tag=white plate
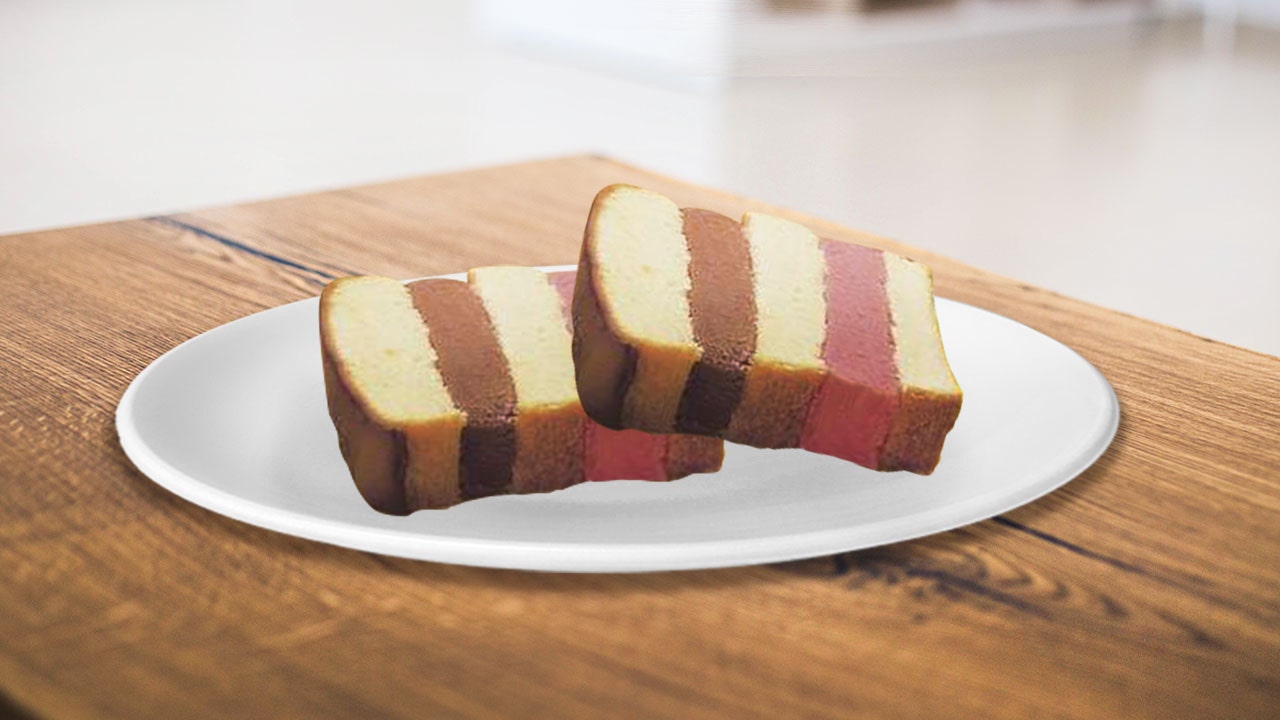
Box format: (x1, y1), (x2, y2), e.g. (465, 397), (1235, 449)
(117, 266), (1118, 573)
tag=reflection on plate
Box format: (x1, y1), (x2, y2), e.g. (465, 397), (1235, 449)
(117, 266), (1118, 572)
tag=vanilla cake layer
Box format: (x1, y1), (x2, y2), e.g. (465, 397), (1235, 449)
(571, 185), (963, 474)
(321, 268), (725, 514)
(728, 212), (826, 448)
(880, 253), (965, 474)
(469, 265), (584, 494)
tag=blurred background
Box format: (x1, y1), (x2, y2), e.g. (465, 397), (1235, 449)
(2, 0), (1277, 355)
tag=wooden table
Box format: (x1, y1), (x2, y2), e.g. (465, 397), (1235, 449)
(3, 156), (1278, 720)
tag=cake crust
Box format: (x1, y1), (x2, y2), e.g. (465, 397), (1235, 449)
(321, 348), (409, 514)
(571, 231), (637, 429)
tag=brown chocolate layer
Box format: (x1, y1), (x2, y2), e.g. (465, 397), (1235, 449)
(675, 208), (757, 435)
(572, 231), (637, 430)
(409, 279), (517, 500)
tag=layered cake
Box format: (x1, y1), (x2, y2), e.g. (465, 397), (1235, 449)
(572, 184), (962, 474)
(321, 268), (723, 514)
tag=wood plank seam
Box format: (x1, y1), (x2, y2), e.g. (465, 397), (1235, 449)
(991, 515), (1268, 622)
(147, 216), (343, 285)
(991, 516), (1149, 576)
(0, 686), (39, 720)
(773, 546), (1059, 620)
(900, 565), (1052, 618)
(774, 541), (1248, 657)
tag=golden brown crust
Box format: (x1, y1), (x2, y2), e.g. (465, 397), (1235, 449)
(402, 419), (464, 510)
(664, 434), (725, 480)
(321, 342), (409, 515)
(513, 407), (587, 494)
(572, 212), (638, 430)
(728, 363), (823, 449)
(879, 388), (963, 474)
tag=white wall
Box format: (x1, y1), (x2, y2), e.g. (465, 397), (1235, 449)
(1159, 0), (1280, 26)
(478, 0), (734, 87)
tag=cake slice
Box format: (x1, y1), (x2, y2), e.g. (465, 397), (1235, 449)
(320, 268), (723, 514)
(571, 184), (962, 474)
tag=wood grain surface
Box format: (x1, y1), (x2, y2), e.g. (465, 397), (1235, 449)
(1, 156), (1277, 720)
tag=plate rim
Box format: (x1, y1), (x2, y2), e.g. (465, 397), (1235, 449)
(116, 266), (1120, 573)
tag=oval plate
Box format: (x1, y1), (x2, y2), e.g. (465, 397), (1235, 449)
(117, 266), (1118, 572)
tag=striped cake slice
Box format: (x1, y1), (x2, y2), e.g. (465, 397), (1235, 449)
(572, 184), (963, 474)
(320, 268), (724, 514)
